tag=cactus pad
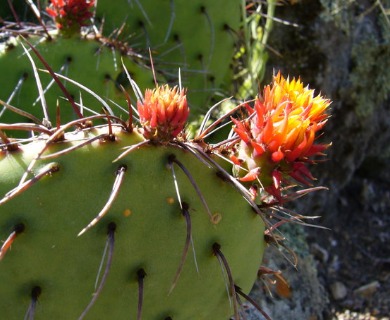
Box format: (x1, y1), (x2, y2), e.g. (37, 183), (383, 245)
(0, 34), (155, 128)
(0, 126), (265, 319)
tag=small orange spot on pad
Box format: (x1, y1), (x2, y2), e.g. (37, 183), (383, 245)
(123, 209), (132, 217)
(166, 197), (175, 205)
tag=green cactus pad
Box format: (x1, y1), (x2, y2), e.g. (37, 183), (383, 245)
(0, 126), (265, 319)
(0, 0), (242, 122)
(95, 0), (241, 112)
(0, 34), (156, 129)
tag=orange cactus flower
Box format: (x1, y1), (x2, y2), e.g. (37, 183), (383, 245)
(232, 72), (331, 200)
(46, 0), (94, 33)
(137, 85), (189, 141)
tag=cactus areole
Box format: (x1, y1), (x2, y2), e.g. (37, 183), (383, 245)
(0, 92), (266, 319)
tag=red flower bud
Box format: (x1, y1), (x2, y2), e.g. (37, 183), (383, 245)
(137, 85), (189, 141)
(46, 0), (94, 33)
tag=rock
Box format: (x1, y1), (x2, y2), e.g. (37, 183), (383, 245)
(353, 281), (380, 298)
(250, 224), (328, 320)
(330, 281), (348, 300)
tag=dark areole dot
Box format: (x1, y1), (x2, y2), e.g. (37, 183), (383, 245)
(31, 286), (42, 300)
(137, 268), (147, 279)
(107, 221), (117, 233)
(14, 223), (25, 234)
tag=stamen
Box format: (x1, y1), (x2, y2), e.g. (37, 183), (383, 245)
(0, 223), (25, 261)
(78, 166), (127, 236)
(78, 223), (116, 320)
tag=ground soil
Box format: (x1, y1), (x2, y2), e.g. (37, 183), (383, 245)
(307, 176), (390, 320)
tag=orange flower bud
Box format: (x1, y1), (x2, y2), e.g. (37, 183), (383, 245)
(231, 72), (331, 200)
(137, 85), (189, 141)
(46, 0), (94, 33)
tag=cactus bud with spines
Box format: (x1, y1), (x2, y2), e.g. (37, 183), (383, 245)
(46, 0), (95, 35)
(230, 72), (331, 201)
(138, 85), (189, 141)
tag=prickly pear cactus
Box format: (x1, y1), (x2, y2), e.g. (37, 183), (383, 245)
(1, 1), (332, 319)
(0, 34), (155, 127)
